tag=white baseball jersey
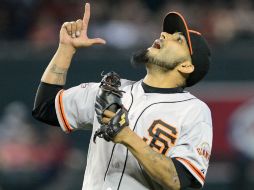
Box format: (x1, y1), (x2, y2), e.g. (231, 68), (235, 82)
(55, 79), (213, 190)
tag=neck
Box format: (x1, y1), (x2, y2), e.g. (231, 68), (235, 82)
(143, 64), (183, 88)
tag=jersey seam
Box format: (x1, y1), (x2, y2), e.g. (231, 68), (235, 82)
(132, 98), (197, 131)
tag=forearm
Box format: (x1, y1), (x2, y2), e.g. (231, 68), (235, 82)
(34, 44), (75, 124)
(41, 44), (76, 85)
(120, 127), (180, 190)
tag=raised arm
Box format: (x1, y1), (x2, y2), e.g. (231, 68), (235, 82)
(41, 3), (106, 85)
(33, 3), (105, 125)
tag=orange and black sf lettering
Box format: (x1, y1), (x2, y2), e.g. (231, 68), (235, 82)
(143, 120), (178, 155)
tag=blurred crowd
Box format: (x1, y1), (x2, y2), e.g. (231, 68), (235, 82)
(0, 0), (253, 48)
(0, 102), (86, 190)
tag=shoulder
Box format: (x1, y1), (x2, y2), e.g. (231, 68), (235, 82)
(192, 98), (211, 114)
(63, 82), (100, 97)
(120, 79), (137, 91)
(183, 93), (212, 124)
(120, 79), (136, 87)
(184, 92), (210, 111)
(68, 79), (135, 92)
(79, 82), (100, 90)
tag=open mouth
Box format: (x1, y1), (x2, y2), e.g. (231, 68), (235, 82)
(152, 39), (162, 49)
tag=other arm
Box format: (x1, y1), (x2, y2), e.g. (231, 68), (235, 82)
(119, 127), (180, 190)
(102, 111), (181, 190)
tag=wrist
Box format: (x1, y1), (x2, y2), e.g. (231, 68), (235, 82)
(115, 127), (133, 144)
(58, 44), (76, 55)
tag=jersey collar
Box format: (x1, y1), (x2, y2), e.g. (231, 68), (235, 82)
(141, 82), (184, 94)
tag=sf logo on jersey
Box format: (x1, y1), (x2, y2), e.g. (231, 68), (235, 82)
(143, 120), (178, 155)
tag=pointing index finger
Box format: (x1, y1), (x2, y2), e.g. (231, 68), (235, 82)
(83, 3), (90, 29)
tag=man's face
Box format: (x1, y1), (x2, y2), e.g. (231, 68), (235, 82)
(131, 32), (192, 70)
(148, 32), (191, 69)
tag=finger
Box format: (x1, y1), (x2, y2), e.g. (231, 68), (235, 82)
(82, 3), (90, 31)
(102, 117), (111, 124)
(71, 22), (76, 38)
(103, 110), (115, 118)
(75, 19), (83, 37)
(63, 22), (72, 35)
(87, 38), (106, 45)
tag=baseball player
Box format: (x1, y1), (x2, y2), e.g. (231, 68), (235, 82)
(32, 3), (212, 190)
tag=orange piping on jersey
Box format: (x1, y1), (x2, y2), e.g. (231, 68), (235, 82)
(189, 30), (202, 35)
(168, 12), (193, 55)
(58, 90), (72, 133)
(176, 157), (205, 182)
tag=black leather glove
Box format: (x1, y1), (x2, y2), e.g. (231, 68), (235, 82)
(93, 107), (129, 142)
(94, 71), (126, 142)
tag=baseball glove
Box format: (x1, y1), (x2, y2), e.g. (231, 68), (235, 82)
(93, 71), (129, 142)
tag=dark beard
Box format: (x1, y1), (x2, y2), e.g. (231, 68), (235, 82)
(130, 49), (149, 68)
(148, 56), (180, 70)
(131, 49), (180, 70)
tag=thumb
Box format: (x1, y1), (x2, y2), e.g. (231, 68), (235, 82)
(87, 38), (106, 45)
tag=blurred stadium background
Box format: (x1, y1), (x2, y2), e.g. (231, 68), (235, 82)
(0, 0), (254, 189)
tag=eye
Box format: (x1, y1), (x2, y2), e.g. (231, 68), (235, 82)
(177, 34), (183, 43)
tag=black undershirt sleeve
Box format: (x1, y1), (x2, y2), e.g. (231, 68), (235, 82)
(172, 158), (201, 189)
(32, 82), (63, 126)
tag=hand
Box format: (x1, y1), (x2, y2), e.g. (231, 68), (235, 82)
(101, 109), (130, 143)
(101, 110), (116, 124)
(59, 3), (106, 50)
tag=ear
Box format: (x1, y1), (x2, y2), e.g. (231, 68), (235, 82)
(177, 61), (194, 74)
